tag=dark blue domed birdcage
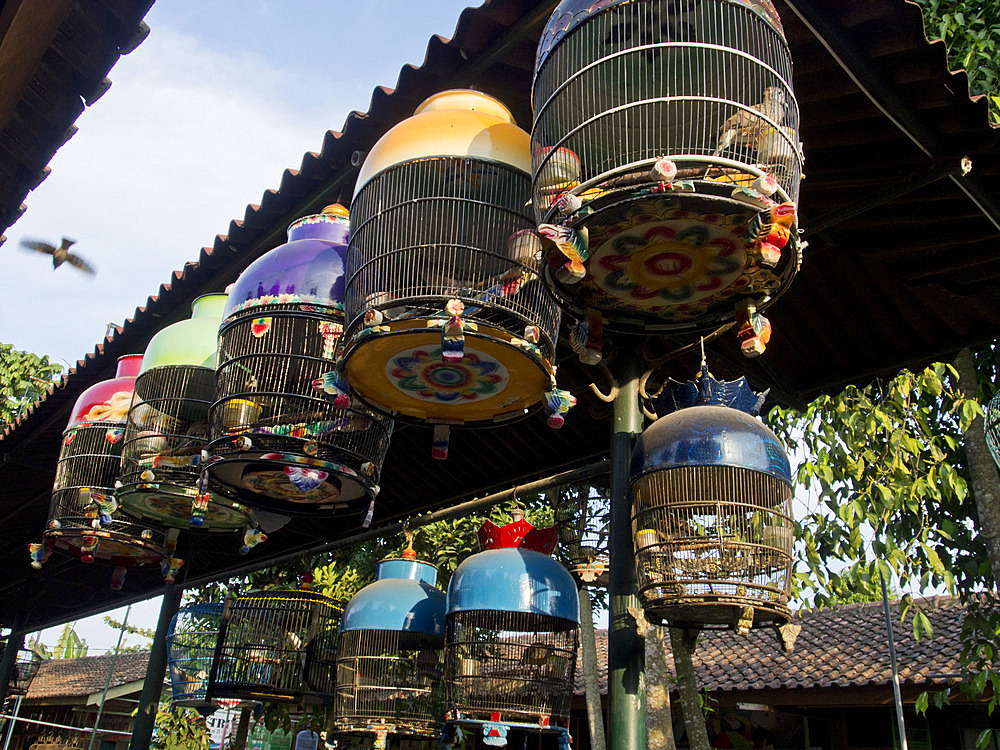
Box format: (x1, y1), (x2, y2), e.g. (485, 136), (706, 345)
(167, 602), (225, 714)
(332, 540), (447, 742)
(631, 364), (793, 633)
(531, 0), (804, 359)
(444, 511), (578, 748)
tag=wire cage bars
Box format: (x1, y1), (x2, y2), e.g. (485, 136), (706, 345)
(333, 555), (447, 739)
(985, 390), (1000, 470)
(118, 365), (253, 531)
(210, 308), (391, 516)
(445, 609), (579, 727)
(167, 602), (224, 711)
(530, 0), (803, 342)
(8, 648), (43, 696)
(340, 90), (569, 441)
(631, 370), (794, 632)
(208, 584), (344, 705)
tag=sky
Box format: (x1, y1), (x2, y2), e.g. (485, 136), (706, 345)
(5, 0), (475, 654)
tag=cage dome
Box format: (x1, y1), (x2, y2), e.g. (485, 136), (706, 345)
(630, 372), (794, 632)
(339, 89), (573, 457)
(38, 354), (171, 587)
(223, 205), (350, 318)
(334, 554), (448, 739)
(167, 602), (224, 714)
(447, 548), (579, 624)
(531, 0), (803, 359)
(117, 293), (255, 534)
(208, 206), (392, 517)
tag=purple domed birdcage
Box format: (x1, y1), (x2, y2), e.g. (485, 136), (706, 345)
(531, 0), (804, 359)
(207, 205), (392, 517)
(631, 365), (793, 633)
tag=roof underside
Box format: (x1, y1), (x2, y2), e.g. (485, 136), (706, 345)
(1, 0), (998, 630)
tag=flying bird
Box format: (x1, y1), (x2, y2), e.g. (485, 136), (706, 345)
(20, 236), (96, 275)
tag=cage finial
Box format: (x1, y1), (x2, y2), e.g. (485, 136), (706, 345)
(402, 525), (417, 560)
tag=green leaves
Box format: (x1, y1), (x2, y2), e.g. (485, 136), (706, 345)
(0, 342), (62, 426)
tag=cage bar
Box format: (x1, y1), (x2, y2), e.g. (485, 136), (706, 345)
(8, 649), (43, 696)
(167, 602), (224, 712)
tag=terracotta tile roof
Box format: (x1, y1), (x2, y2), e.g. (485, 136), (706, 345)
(26, 651), (150, 700)
(576, 597), (964, 695)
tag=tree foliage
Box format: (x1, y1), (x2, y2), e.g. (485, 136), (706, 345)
(914, 0), (1000, 123)
(26, 624), (88, 660)
(151, 696), (211, 750)
(0, 342), (61, 426)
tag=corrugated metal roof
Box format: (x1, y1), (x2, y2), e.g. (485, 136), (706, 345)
(1, 0), (998, 629)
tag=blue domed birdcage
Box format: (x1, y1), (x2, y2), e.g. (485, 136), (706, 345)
(444, 512), (578, 746)
(531, 0), (803, 360)
(208, 205), (392, 517)
(167, 602), (225, 714)
(631, 365), (793, 633)
(207, 576), (343, 706)
(332, 541), (447, 742)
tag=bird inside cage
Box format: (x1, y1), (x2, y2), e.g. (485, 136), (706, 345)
(709, 86), (789, 166)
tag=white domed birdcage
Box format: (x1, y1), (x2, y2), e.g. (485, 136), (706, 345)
(444, 512), (578, 746)
(631, 365), (793, 633)
(531, 0), (803, 358)
(336, 90), (575, 459)
(207, 576), (343, 706)
(207, 206), (392, 517)
(332, 544), (447, 742)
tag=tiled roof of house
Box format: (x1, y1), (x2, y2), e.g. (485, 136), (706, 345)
(26, 651), (150, 700)
(577, 597), (964, 695)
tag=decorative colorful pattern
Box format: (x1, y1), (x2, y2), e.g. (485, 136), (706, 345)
(319, 321), (342, 360)
(241, 468), (341, 504)
(105, 427), (124, 444)
(81, 390), (132, 423)
(251, 317), (272, 337)
(284, 466), (329, 493)
(229, 293), (344, 317)
(386, 346), (510, 403)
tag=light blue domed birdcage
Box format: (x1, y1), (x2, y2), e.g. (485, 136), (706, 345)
(167, 602), (225, 715)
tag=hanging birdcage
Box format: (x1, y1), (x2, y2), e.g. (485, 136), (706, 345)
(208, 576), (343, 705)
(531, 0), (804, 358)
(9, 648), (43, 696)
(167, 602), (226, 713)
(207, 206), (392, 516)
(985, 391), (1000, 469)
(631, 365), (793, 633)
(444, 511), (578, 744)
(333, 546), (447, 741)
(117, 294), (255, 534)
(35, 354), (172, 590)
(554, 480), (610, 585)
(336, 89), (574, 459)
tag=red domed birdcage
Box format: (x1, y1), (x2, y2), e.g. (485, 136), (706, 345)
(531, 0), (803, 360)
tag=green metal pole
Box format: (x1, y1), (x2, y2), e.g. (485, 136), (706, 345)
(88, 604), (131, 750)
(128, 584), (184, 750)
(608, 353), (646, 750)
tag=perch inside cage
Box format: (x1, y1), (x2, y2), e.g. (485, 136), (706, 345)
(116, 294), (255, 533)
(207, 205), (392, 516)
(37, 353), (172, 587)
(8, 648), (43, 696)
(336, 89), (574, 458)
(167, 602), (228, 714)
(332, 545), (447, 740)
(444, 511), (578, 741)
(208, 575), (343, 706)
(631, 365), (793, 633)
(530, 0), (803, 354)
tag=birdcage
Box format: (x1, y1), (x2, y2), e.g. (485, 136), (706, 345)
(207, 206), (392, 516)
(337, 90), (574, 458)
(444, 512), (578, 743)
(8, 648), (43, 696)
(631, 365), (793, 633)
(117, 294), (255, 533)
(208, 577), (343, 705)
(333, 548), (447, 741)
(530, 0), (804, 356)
(985, 391), (1000, 470)
(37, 353), (172, 588)
(166, 602), (226, 713)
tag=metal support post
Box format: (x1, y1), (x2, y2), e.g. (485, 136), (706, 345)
(0, 632), (24, 706)
(608, 353), (646, 750)
(128, 585), (184, 750)
(879, 571), (908, 750)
